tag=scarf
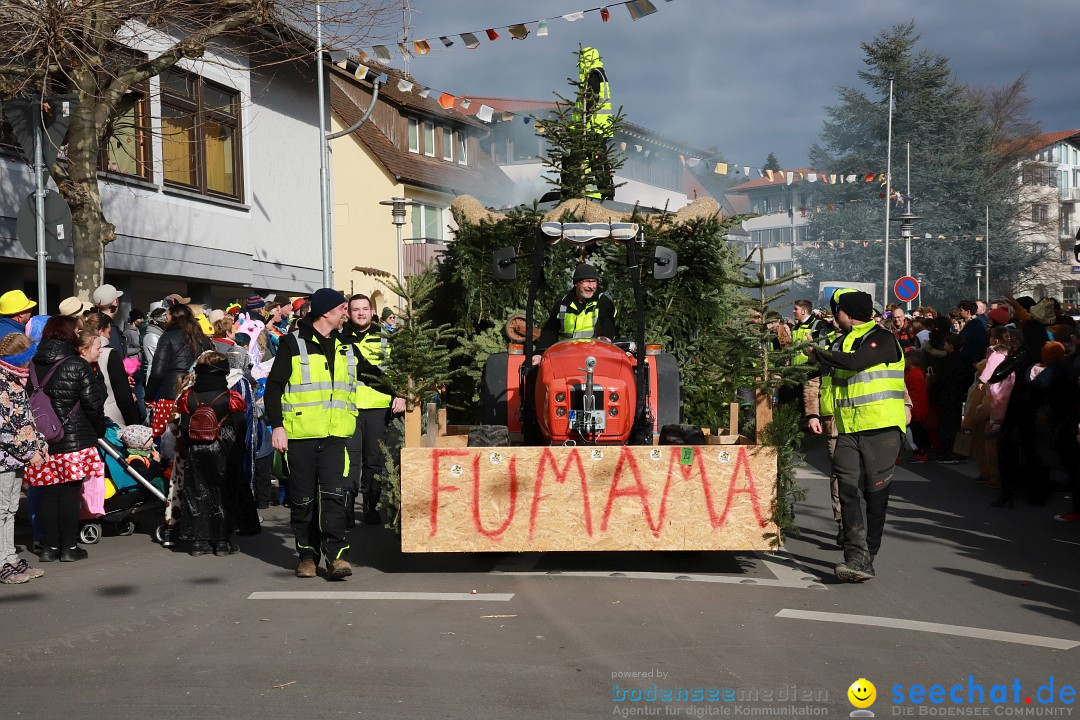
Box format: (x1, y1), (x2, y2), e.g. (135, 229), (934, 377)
(0, 358), (29, 383)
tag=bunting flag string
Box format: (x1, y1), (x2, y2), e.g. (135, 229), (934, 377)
(357, 0), (666, 64)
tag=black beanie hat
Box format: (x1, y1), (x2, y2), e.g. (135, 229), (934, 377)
(573, 264), (599, 282)
(308, 288), (347, 319)
(837, 291), (874, 322)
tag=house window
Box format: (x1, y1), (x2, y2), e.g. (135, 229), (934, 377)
(442, 128), (453, 161)
(456, 131), (468, 165)
(1032, 203), (1050, 224)
(100, 90), (151, 179)
(407, 118), (419, 153)
(423, 122), (435, 157)
(410, 203), (444, 242)
(161, 71), (241, 199)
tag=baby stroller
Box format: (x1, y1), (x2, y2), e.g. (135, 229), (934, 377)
(78, 426), (169, 545)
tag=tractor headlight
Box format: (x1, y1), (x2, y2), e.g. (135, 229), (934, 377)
(556, 407), (566, 417)
(609, 392), (619, 403)
(555, 392), (566, 403)
(609, 407), (618, 417)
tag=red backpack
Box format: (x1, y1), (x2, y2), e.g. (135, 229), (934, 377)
(187, 391), (229, 444)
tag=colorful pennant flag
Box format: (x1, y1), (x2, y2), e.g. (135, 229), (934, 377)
(397, 79), (414, 93)
(477, 105), (495, 123)
(439, 36), (454, 47)
(538, 20), (549, 36)
(373, 45), (391, 61)
(508, 24), (529, 39)
(600, 7), (611, 21)
(438, 93), (455, 109)
(485, 28), (499, 41)
(414, 40), (430, 55)
(563, 11), (585, 21)
(626, 0), (658, 19)
(461, 32), (480, 49)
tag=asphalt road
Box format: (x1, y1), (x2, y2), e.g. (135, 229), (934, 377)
(3, 441), (1077, 720)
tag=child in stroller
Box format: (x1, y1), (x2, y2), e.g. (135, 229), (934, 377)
(78, 424), (168, 545)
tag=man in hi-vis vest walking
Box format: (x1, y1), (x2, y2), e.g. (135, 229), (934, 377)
(265, 288), (378, 580)
(810, 289), (910, 583)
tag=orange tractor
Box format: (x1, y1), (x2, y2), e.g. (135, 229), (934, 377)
(482, 221), (682, 445)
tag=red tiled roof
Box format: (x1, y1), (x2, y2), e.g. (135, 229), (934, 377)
(728, 168), (818, 192)
(998, 129), (1080, 157)
(329, 75), (512, 205)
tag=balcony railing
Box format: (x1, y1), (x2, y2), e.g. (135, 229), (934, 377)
(403, 238), (447, 276)
(1061, 187), (1080, 202)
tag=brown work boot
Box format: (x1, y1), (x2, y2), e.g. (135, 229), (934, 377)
(326, 559), (352, 580)
(295, 556), (318, 578)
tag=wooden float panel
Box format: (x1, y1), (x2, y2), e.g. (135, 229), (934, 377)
(400, 445), (778, 552)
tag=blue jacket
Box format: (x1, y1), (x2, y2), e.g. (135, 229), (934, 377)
(0, 316), (26, 337)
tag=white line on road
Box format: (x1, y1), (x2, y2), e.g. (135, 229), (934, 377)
(248, 591), (515, 601)
(497, 569), (824, 589)
(776, 609), (1078, 650)
(1054, 538), (1080, 547)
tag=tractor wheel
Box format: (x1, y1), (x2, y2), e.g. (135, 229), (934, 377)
(468, 425), (510, 447)
(654, 353), (682, 428)
(658, 424), (706, 445)
(481, 353), (510, 426)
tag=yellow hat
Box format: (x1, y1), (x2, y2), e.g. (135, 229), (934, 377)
(0, 290), (37, 316)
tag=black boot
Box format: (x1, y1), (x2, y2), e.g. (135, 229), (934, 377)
(60, 546), (88, 562)
(38, 547), (60, 562)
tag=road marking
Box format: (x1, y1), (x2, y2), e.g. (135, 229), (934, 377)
(492, 551), (825, 590)
(1054, 538), (1080, 547)
(776, 609), (1079, 650)
(248, 591), (514, 601)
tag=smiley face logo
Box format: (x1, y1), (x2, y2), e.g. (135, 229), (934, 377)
(847, 678), (876, 709)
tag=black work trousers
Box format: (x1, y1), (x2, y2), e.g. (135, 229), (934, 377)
(833, 429), (901, 564)
(286, 437), (349, 563)
(358, 407), (393, 512)
(38, 480), (82, 550)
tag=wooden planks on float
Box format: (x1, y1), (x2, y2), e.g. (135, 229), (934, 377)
(400, 444), (778, 553)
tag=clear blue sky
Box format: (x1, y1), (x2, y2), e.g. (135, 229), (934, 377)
(360, 0), (1080, 169)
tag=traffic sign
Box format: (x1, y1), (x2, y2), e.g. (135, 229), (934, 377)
(894, 275), (920, 303)
(17, 190), (71, 259)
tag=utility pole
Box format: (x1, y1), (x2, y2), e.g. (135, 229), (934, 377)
(882, 76), (894, 311)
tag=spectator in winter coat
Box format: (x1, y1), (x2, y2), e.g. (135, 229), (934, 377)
(91, 284), (127, 356)
(0, 333), (48, 584)
(145, 304), (213, 403)
(174, 352), (258, 556)
(957, 300), (989, 369)
(83, 318), (139, 427)
(142, 307), (168, 377)
(988, 319), (1048, 506)
(23, 316), (107, 563)
(928, 333), (972, 462)
(904, 351), (930, 461)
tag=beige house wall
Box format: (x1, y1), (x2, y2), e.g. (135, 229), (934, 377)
(330, 114), (402, 312)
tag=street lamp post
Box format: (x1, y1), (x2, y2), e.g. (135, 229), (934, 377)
(973, 263), (985, 299)
(380, 196), (414, 302)
(891, 205), (922, 311)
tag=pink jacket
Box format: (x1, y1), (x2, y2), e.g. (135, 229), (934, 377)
(979, 349), (1014, 425)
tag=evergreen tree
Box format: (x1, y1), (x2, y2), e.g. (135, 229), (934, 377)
(538, 46), (627, 201)
(764, 152), (781, 172)
(798, 22), (1038, 308)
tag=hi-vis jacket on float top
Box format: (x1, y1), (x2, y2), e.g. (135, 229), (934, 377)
(831, 320), (906, 434)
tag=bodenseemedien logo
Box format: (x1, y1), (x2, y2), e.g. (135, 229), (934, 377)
(849, 678), (877, 717)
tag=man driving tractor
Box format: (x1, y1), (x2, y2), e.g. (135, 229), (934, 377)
(531, 264), (617, 366)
